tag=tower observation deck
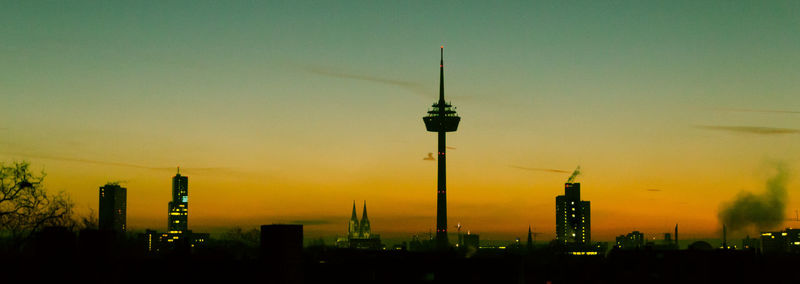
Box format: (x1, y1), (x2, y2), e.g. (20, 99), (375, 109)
(423, 46), (460, 249)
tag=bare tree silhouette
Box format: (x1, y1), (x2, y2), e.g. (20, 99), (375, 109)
(0, 161), (75, 244)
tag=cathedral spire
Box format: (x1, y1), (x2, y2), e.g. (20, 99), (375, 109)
(350, 201), (358, 221)
(527, 225), (534, 251)
(359, 201), (371, 237)
(348, 201), (359, 237)
(361, 201), (368, 221)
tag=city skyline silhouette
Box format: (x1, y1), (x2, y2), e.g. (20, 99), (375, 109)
(2, 0), (799, 246)
(4, 2), (800, 283)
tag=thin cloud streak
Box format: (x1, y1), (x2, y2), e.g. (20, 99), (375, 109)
(695, 125), (800, 135)
(305, 66), (430, 98)
(711, 107), (800, 114)
(0, 152), (237, 175)
(288, 219), (334, 226)
(510, 165), (570, 173)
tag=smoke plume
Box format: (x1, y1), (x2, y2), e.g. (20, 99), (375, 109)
(567, 166), (581, 183)
(718, 164), (790, 232)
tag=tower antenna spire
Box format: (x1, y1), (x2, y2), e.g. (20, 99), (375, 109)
(439, 46), (445, 103)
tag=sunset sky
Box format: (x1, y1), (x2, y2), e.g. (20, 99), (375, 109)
(2, 1), (799, 243)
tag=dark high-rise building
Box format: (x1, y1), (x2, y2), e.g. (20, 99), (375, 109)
(138, 169), (208, 253)
(99, 183), (126, 233)
(167, 168), (188, 234)
(556, 183), (591, 245)
(423, 46), (460, 249)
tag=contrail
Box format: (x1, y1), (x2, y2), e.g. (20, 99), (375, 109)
(305, 66), (430, 98)
(711, 107), (800, 114)
(0, 152), (226, 173)
(695, 125), (800, 135)
(510, 165), (570, 173)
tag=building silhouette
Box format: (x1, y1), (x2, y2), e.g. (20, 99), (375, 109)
(422, 46), (460, 249)
(742, 235), (760, 251)
(457, 231), (479, 251)
(337, 201), (381, 249)
(615, 231), (645, 249)
(138, 168), (208, 253)
(140, 229), (159, 254)
(761, 229), (800, 254)
(555, 182), (591, 246)
(168, 168), (188, 234)
(98, 183), (126, 233)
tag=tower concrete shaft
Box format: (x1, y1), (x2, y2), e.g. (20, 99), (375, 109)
(436, 128), (447, 247)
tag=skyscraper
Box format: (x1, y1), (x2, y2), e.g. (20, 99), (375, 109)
(139, 168), (208, 253)
(168, 168), (188, 234)
(423, 46), (460, 249)
(99, 183), (126, 233)
(555, 182), (591, 245)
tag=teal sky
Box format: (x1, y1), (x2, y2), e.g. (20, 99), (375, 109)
(2, 1), (799, 242)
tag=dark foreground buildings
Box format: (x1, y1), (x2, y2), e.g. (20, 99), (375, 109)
(99, 183), (126, 233)
(261, 224), (303, 283)
(761, 228), (800, 254)
(13, 223), (800, 284)
(615, 231), (645, 249)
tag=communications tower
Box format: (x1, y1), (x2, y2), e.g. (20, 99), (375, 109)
(423, 46), (460, 249)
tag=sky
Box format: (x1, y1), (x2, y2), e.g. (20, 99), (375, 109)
(1, 0), (799, 243)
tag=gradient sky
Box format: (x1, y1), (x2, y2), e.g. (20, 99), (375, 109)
(2, 1), (799, 242)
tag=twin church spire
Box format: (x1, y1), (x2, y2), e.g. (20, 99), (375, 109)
(348, 201), (371, 238)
